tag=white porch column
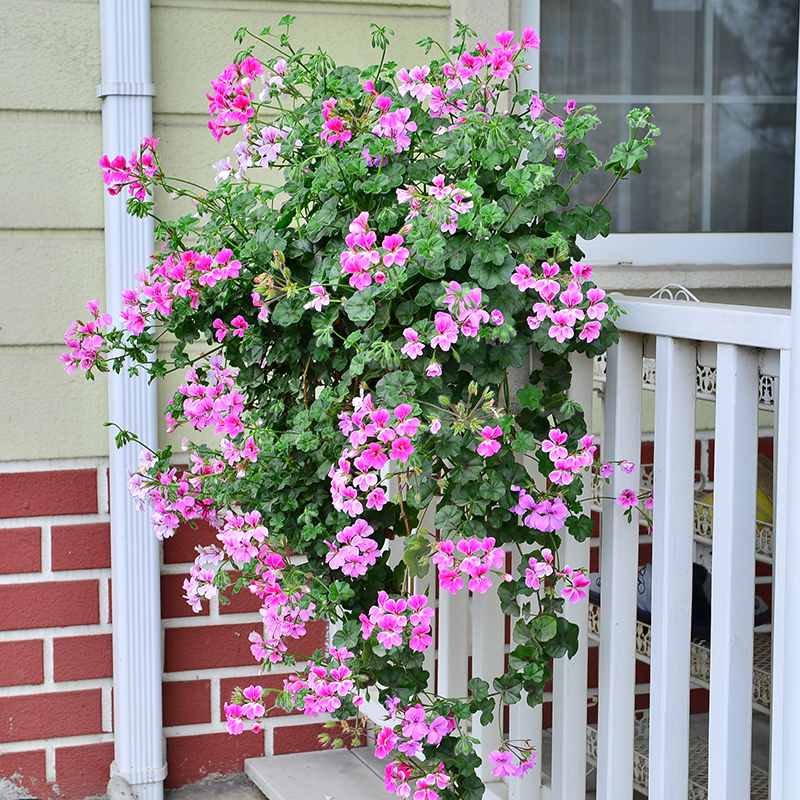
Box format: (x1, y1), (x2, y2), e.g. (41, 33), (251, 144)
(98, 2), (165, 799)
(774, 30), (800, 800)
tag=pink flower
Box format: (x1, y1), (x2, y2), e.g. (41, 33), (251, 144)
(213, 318), (229, 341)
(401, 328), (425, 359)
(477, 426), (502, 458)
(390, 437), (414, 463)
(530, 95), (545, 121)
(431, 313), (458, 351)
(382, 234), (410, 267)
(304, 282), (331, 312)
(561, 567), (591, 603)
(521, 27), (541, 49)
(230, 316), (248, 337)
(426, 360), (442, 377)
(489, 750), (516, 778)
(616, 489), (638, 509)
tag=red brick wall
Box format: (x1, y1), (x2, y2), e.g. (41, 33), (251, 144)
(0, 461), (328, 800)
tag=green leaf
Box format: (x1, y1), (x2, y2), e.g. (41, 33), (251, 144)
(278, 14), (296, 26)
(272, 295), (305, 326)
(565, 141), (600, 175)
(517, 384), (544, 411)
(493, 672), (523, 705)
(566, 513), (595, 543)
(569, 204), (612, 240)
(435, 504), (463, 533)
(403, 534), (431, 579)
(468, 677), (490, 702)
(511, 430), (538, 454)
(532, 615), (558, 643)
(343, 291), (376, 325)
(375, 370), (416, 406)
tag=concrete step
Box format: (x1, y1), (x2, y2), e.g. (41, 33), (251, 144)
(244, 748), (388, 800)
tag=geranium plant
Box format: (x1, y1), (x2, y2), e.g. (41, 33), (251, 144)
(64, 16), (657, 800)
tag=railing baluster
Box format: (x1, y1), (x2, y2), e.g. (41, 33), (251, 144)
(550, 353), (594, 800)
(597, 332), (643, 800)
(707, 343), (758, 799)
(437, 587), (468, 699)
(770, 349), (790, 800)
(472, 588), (506, 785)
(508, 549), (543, 800)
(649, 336), (697, 799)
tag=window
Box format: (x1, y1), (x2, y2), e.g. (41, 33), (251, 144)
(530, 0), (798, 264)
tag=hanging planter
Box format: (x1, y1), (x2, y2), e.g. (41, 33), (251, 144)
(63, 16), (657, 800)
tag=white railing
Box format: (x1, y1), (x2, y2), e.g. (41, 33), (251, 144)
(359, 295), (794, 800)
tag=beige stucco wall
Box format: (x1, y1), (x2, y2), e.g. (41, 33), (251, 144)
(0, 0), (452, 462)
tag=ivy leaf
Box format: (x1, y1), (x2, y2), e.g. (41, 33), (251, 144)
(532, 615), (557, 643)
(375, 370), (416, 406)
(566, 513), (595, 543)
(517, 384), (544, 411)
(403, 533), (431, 578)
(511, 430), (538, 454)
(469, 250), (515, 290)
(569, 203), (612, 240)
(468, 677), (490, 702)
(565, 141), (601, 175)
(435, 503), (462, 533)
(272, 295), (306, 326)
(493, 672), (523, 705)
(343, 291), (376, 325)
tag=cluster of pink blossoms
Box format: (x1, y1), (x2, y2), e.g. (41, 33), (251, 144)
(395, 28), (540, 122)
(172, 357), (246, 437)
(401, 280), (503, 377)
(397, 176), (473, 235)
(330, 393), (420, 517)
(510, 487), (569, 532)
(61, 300), (113, 374)
(207, 56), (264, 141)
(224, 685), (266, 735)
(99, 137), (160, 199)
(360, 592), (434, 652)
(488, 748), (536, 778)
(384, 761), (452, 800)
(282, 647), (359, 716)
(431, 537), (509, 595)
(127, 452), (216, 540)
(510, 261), (608, 344)
(120, 248), (242, 335)
(248, 553), (316, 665)
(325, 518), (380, 577)
(371, 96), (418, 153)
(523, 548), (590, 603)
(182, 545), (224, 612)
(339, 212), (410, 290)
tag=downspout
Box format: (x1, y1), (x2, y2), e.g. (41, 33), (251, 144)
(97, 2), (166, 800)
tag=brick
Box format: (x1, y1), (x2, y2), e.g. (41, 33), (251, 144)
(163, 680), (211, 727)
(219, 582), (263, 615)
(55, 742), (115, 800)
(0, 470), (97, 519)
(162, 574), (208, 619)
(163, 519), (218, 564)
(164, 624), (258, 672)
(0, 690), (102, 742)
(220, 673), (302, 721)
(273, 721), (358, 756)
(0, 639), (44, 687)
(51, 523), (110, 571)
(165, 732), (264, 789)
(0, 749), (50, 797)
(0, 527), (41, 574)
(54, 634), (112, 682)
(0, 580), (99, 631)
